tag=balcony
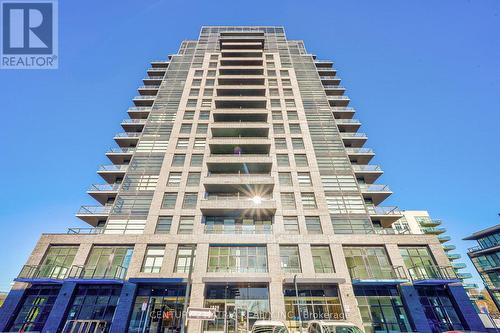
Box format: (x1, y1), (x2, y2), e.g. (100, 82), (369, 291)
(407, 265), (459, 284)
(67, 227), (105, 235)
(323, 85), (346, 96)
(76, 205), (111, 225)
(332, 107), (355, 119)
(200, 194), (277, 216)
(421, 227), (446, 235)
(106, 147), (135, 164)
(452, 262), (467, 269)
(133, 95), (155, 107)
(138, 85), (160, 96)
(218, 77), (265, 86)
(359, 184), (392, 205)
(345, 148), (375, 164)
(220, 59), (263, 67)
(341, 132), (367, 147)
(150, 60), (169, 68)
(328, 95), (350, 107)
(438, 235), (451, 243)
(315, 60), (333, 68)
(349, 265), (408, 285)
(97, 164), (128, 183)
(143, 76), (163, 85)
(335, 119), (361, 132)
(204, 224), (272, 235)
(214, 96), (267, 109)
(209, 138), (271, 153)
(219, 67), (264, 76)
(87, 184), (120, 204)
(442, 244), (456, 251)
(456, 272), (473, 280)
(204, 173), (274, 191)
(419, 218), (442, 227)
(468, 241), (500, 254)
(447, 253), (462, 260)
(147, 67), (166, 76)
(366, 206), (403, 227)
(351, 165), (383, 183)
(121, 119), (146, 131)
(320, 75), (341, 85)
(221, 51), (263, 58)
(318, 68), (337, 76)
(127, 106), (150, 119)
(206, 157), (272, 174)
(67, 264), (127, 281)
(212, 109), (268, 122)
(114, 132), (141, 147)
(211, 123), (269, 138)
(17, 264), (71, 282)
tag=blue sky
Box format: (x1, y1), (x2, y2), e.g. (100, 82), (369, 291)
(1, 0), (499, 291)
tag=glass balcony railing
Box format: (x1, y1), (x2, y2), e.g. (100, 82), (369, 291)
(133, 95), (155, 100)
(457, 272), (473, 279)
(77, 205), (111, 215)
(349, 265), (408, 281)
(328, 95), (350, 100)
(128, 106), (151, 112)
(366, 206), (401, 215)
(345, 148), (374, 154)
(407, 265), (458, 281)
(205, 224), (272, 234)
(320, 75), (340, 80)
(447, 253), (461, 260)
(203, 193), (272, 202)
(421, 227), (446, 234)
(331, 107), (355, 112)
(18, 264), (71, 280)
(352, 165), (382, 172)
(67, 227), (105, 235)
(68, 265), (127, 280)
(121, 119), (147, 124)
(114, 132), (141, 138)
(107, 147), (136, 154)
(98, 164), (128, 172)
(359, 184), (391, 192)
(144, 76), (164, 80)
(88, 184), (121, 192)
(335, 119), (360, 124)
(452, 262), (467, 269)
(323, 85), (345, 89)
(138, 85), (160, 89)
(340, 132), (367, 138)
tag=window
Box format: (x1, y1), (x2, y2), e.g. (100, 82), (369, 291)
(199, 111), (210, 120)
(275, 138), (287, 150)
(64, 285), (121, 323)
(192, 79), (201, 86)
(183, 110), (195, 120)
(301, 193), (317, 209)
(311, 246), (334, 273)
(178, 216), (194, 234)
(400, 247), (437, 279)
(167, 172), (182, 186)
(294, 154), (308, 167)
(203, 88), (213, 97)
(176, 138), (189, 149)
(289, 124), (301, 134)
(190, 154), (203, 167)
(161, 193), (177, 209)
(189, 88), (199, 96)
(186, 100), (197, 108)
(280, 245), (301, 273)
(210, 54), (218, 60)
(283, 88), (293, 97)
(175, 245), (196, 273)
(36, 246), (78, 279)
(282, 78), (291, 86)
(156, 216), (172, 234)
(180, 124), (192, 134)
(297, 172), (312, 186)
(285, 99), (296, 108)
(207, 70), (216, 77)
(279, 172), (293, 186)
(207, 246), (268, 273)
(204, 216), (272, 234)
(280, 70), (289, 77)
(194, 138), (206, 149)
(344, 247), (393, 279)
(194, 70), (203, 77)
(196, 124), (208, 134)
(201, 99), (212, 108)
(209, 61), (217, 68)
(268, 78), (278, 86)
(171, 154), (185, 167)
(281, 193), (296, 209)
(272, 111), (283, 120)
(187, 172), (201, 186)
(142, 246), (165, 273)
(292, 138), (305, 149)
(266, 61), (275, 68)
(270, 99), (281, 108)
(273, 124), (285, 134)
(269, 88), (279, 96)
(283, 217), (299, 234)
(305, 217), (323, 234)
(277, 154), (290, 167)
(265, 54), (273, 60)
(287, 111), (298, 120)
(182, 193), (198, 209)
(267, 70), (276, 76)
(205, 79), (215, 86)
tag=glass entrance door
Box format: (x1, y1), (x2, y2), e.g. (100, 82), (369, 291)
(224, 304), (248, 333)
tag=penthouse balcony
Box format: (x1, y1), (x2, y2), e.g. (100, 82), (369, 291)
(143, 76), (163, 85)
(332, 107), (355, 119)
(351, 165), (383, 183)
(106, 147), (135, 164)
(407, 265), (460, 284)
(127, 106), (150, 119)
(200, 193), (277, 216)
(366, 206), (403, 227)
(328, 95), (350, 107)
(348, 265), (408, 285)
(138, 85), (160, 96)
(121, 119), (146, 131)
(97, 164), (128, 183)
(341, 132), (367, 147)
(335, 119), (361, 132)
(87, 184), (120, 205)
(133, 95), (155, 107)
(114, 132), (141, 147)
(76, 205), (111, 225)
(345, 148), (375, 164)
(359, 184), (392, 205)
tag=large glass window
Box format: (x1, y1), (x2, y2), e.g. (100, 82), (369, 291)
(142, 246), (165, 273)
(161, 193), (177, 209)
(8, 285), (61, 332)
(66, 285), (121, 324)
(83, 246), (133, 279)
(399, 246), (438, 279)
(207, 246), (267, 273)
(175, 245), (196, 273)
(311, 246), (334, 273)
(477, 232), (500, 249)
(305, 217), (322, 234)
(155, 216), (172, 234)
(283, 217), (299, 234)
(280, 245), (301, 273)
(204, 216), (272, 234)
(283, 284), (343, 332)
(354, 286), (412, 333)
(37, 246), (78, 279)
(178, 216), (194, 234)
(128, 285), (186, 333)
(344, 247), (394, 280)
(416, 286), (466, 332)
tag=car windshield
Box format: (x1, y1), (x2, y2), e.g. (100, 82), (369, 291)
(323, 325), (363, 333)
(253, 325), (289, 333)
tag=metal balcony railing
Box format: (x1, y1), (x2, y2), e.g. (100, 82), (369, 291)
(345, 147), (374, 154)
(341, 132), (367, 138)
(88, 184), (120, 192)
(323, 85), (344, 89)
(98, 164), (128, 172)
(407, 265), (458, 281)
(349, 265), (408, 281)
(77, 205), (111, 215)
(335, 119), (360, 124)
(133, 95), (155, 100)
(359, 184), (391, 192)
(68, 264), (128, 280)
(67, 227), (105, 235)
(328, 95), (350, 100)
(128, 106), (151, 111)
(18, 264), (71, 280)
(121, 119), (147, 124)
(352, 165), (382, 172)
(144, 76), (164, 80)
(366, 206), (401, 215)
(107, 147), (136, 154)
(320, 75), (340, 80)
(138, 85), (160, 89)
(114, 132), (141, 138)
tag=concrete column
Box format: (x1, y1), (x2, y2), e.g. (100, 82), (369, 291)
(186, 282), (205, 333)
(0, 283), (28, 331)
(338, 283), (362, 328)
(42, 282), (77, 333)
(447, 284), (487, 332)
(109, 282), (138, 333)
(399, 284), (432, 333)
(269, 280), (285, 321)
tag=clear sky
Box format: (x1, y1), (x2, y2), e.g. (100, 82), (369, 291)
(1, 0), (499, 291)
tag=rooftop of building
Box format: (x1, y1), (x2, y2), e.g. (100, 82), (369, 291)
(463, 224), (500, 240)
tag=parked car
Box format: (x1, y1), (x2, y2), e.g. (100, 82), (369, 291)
(251, 320), (289, 333)
(307, 321), (363, 333)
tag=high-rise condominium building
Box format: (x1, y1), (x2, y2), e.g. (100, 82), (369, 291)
(0, 26), (486, 333)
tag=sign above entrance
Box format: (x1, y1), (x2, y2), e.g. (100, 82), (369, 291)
(186, 307), (217, 320)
